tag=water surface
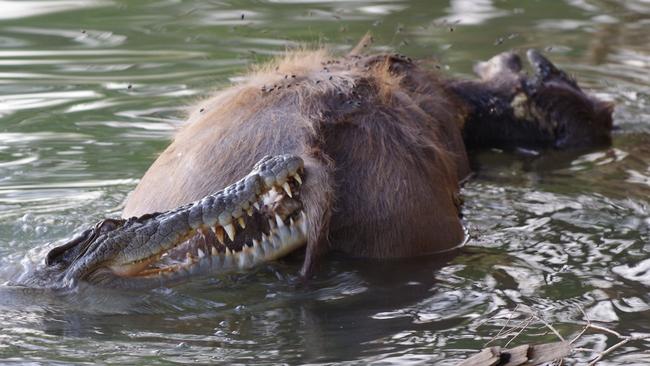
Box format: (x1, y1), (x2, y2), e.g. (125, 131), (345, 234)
(0, 0), (649, 364)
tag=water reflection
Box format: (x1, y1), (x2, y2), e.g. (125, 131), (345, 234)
(6, 27), (127, 48)
(442, 0), (508, 25)
(0, 0), (649, 364)
(0, 90), (102, 115)
(0, 0), (112, 20)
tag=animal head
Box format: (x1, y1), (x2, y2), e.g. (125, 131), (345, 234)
(467, 49), (614, 149)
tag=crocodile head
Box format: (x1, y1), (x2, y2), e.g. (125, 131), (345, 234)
(43, 155), (307, 289)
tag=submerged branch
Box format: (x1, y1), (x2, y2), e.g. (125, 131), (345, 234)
(456, 305), (650, 366)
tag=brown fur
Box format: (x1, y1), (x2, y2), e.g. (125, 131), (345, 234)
(123, 48), (470, 275)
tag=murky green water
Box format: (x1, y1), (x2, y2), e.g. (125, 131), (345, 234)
(0, 0), (648, 364)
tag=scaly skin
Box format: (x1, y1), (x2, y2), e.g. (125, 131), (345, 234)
(33, 155), (306, 289)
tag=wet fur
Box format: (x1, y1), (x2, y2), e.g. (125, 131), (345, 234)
(450, 51), (614, 150)
(123, 49), (470, 275)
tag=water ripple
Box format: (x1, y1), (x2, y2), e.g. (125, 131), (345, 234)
(0, 0), (649, 364)
(0, 0), (112, 20)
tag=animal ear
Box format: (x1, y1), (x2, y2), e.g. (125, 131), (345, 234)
(473, 51), (522, 81)
(527, 49), (578, 88)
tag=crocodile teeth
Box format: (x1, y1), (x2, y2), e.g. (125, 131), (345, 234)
(300, 211), (308, 233)
(282, 182), (292, 197)
(270, 233), (281, 249)
(224, 223), (236, 241)
(253, 239), (265, 257)
(214, 226), (225, 245)
(275, 213), (285, 228)
(211, 246), (218, 256)
(253, 202), (260, 210)
(293, 174), (302, 185)
(239, 248), (253, 267)
(197, 248), (205, 258)
(278, 225), (291, 243)
(238, 216), (246, 229)
(261, 236), (271, 250)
